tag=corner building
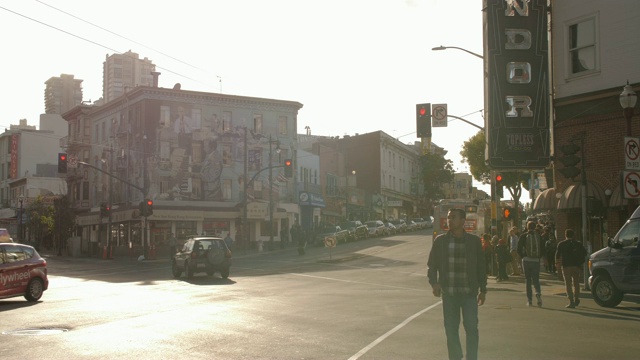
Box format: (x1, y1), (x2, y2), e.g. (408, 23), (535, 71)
(62, 84), (302, 256)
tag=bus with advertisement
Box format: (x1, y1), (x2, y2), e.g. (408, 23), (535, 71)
(432, 199), (489, 237)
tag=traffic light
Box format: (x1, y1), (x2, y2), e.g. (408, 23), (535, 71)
(140, 199), (154, 216)
(416, 103), (431, 138)
(58, 153), (68, 173)
(284, 159), (293, 178)
(495, 174), (504, 198)
(502, 207), (513, 220)
(100, 202), (111, 217)
(558, 143), (581, 180)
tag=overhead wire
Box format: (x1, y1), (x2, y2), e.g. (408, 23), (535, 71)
(0, 4), (211, 88)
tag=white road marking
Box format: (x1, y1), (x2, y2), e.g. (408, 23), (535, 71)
(348, 301), (442, 360)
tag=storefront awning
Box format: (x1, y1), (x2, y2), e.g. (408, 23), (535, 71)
(557, 182), (606, 210)
(532, 188), (557, 212)
(607, 186), (628, 209)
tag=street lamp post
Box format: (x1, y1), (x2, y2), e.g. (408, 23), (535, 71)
(268, 135), (281, 250)
(620, 81), (637, 136)
(431, 45), (483, 59)
(620, 81), (637, 216)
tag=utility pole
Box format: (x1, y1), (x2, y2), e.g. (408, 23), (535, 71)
(108, 143), (114, 250)
(143, 134), (149, 258)
(243, 126), (248, 253)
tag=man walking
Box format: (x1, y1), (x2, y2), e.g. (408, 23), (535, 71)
(508, 227), (521, 276)
(518, 221), (545, 306)
(555, 229), (587, 308)
(428, 208), (487, 360)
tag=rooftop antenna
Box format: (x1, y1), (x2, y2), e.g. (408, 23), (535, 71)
(217, 76), (222, 93)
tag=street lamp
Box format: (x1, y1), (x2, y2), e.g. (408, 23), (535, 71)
(345, 170), (356, 220)
(431, 45), (483, 59)
(268, 135), (281, 249)
(620, 81), (637, 136)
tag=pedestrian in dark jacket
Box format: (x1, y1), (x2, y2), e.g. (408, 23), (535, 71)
(518, 221), (545, 307)
(495, 239), (511, 281)
(555, 229), (587, 308)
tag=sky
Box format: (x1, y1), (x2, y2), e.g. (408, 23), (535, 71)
(0, 0), (488, 193)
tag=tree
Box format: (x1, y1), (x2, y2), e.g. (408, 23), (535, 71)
(460, 131), (529, 226)
(25, 196), (55, 251)
(460, 131), (491, 185)
(54, 196), (76, 256)
(419, 152), (455, 204)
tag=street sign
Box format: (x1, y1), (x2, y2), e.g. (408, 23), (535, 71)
(68, 154), (78, 169)
(432, 104), (448, 127)
(324, 236), (336, 248)
(624, 137), (640, 170)
(623, 170), (640, 199)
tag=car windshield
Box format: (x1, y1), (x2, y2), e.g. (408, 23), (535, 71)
(319, 226), (337, 233)
(197, 240), (226, 250)
(340, 222), (356, 229)
(366, 221), (379, 227)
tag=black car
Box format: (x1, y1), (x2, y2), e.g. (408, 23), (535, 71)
(340, 220), (368, 241)
(172, 237), (232, 279)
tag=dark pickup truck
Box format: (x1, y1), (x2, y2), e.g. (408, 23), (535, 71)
(589, 205), (640, 307)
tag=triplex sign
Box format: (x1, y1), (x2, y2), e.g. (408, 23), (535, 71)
(485, 0), (550, 169)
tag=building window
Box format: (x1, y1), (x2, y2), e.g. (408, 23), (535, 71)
(253, 114), (263, 133)
(191, 108), (202, 129)
(222, 179), (232, 200)
(160, 106), (171, 128)
(222, 144), (233, 166)
(222, 111), (232, 132)
(568, 16), (598, 76)
(278, 116), (288, 135)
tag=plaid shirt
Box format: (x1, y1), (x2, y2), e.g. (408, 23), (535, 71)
(446, 235), (471, 296)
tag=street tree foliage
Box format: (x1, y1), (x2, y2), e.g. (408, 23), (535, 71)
(419, 152), (455, 202)
(25, 196), (54, 250)
(460, 131), (531, 226)
(460, 131), (491, 184)
(54, 196), (76, 255)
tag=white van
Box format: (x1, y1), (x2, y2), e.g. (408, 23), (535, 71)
(0, 228), (13, 243)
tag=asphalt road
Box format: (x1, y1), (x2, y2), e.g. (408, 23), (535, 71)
(1, 230), (639, 360)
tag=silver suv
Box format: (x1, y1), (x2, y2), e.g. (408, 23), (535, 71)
(589, 206), (640, 307)
(172, 237), (232, 279)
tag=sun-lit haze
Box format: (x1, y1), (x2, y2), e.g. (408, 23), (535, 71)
(0, 0), (489, 193)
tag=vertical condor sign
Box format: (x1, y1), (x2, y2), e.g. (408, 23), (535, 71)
(484, 0), (550, 169)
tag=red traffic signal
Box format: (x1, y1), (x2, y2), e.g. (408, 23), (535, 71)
(146, 199), (153, 207)
(502, 207), (513, 220)
(59, 154), (67, 161)
(495, 174), (503, 182)
(58, 152), (68, 173)
(284, 159), (293, 178)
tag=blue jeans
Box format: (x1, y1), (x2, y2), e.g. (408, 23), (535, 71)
(442, 293), (479, 360)
(522, 259), (541, 301)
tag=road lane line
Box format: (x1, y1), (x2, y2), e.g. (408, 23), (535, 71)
(348, 301), (442, 360)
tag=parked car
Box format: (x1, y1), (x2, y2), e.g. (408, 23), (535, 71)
(411, 218), (427, 230)
(340, 220), (368, 241)
(589, 205), (640, 307)
(383, 221), (397, 235)
(0, 242), (48, 302)
(425, 216), (434, 229)
(406, 220), (419, 232)
(172, 237), (232, 279)
(366, 220), (386, 237)
(315, 225), (349, 245)
(390, 219), (407, 233)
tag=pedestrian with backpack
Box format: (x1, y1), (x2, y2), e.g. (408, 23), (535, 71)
(518, 221), (545, 307)
(555, 229), (588, 308)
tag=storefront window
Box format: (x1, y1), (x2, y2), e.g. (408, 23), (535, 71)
(175, 221), (197, 240)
